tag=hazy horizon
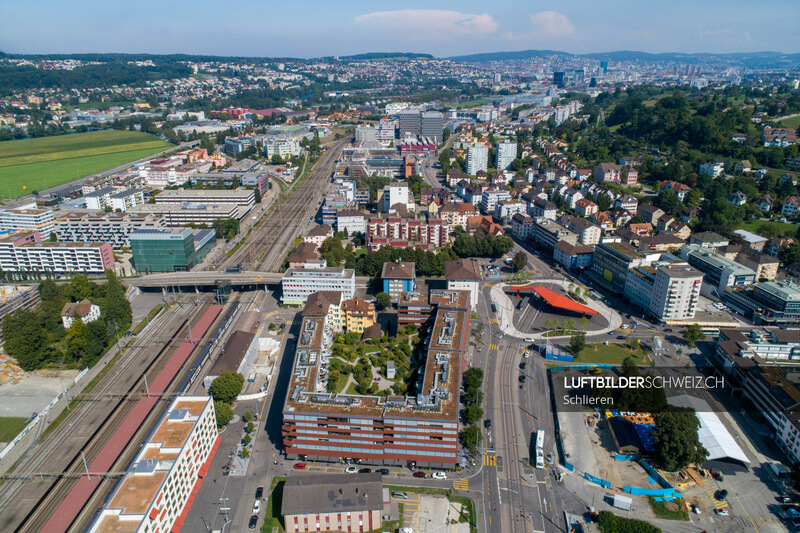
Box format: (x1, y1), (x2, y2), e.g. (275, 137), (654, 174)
(1, 1), (798, 59)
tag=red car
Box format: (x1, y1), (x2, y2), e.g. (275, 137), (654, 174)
(413, 471), (425, 478)
(293, 462), (306, 470)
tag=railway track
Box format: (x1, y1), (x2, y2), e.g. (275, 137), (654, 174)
(0, 299), (209, 532)
(224, 137), (350, 272)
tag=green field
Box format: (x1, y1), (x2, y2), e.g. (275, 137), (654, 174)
(0, 131), (172, 199)
(0, 416), (28, 443)
(778, 116), (800, 130)
(455, 99), (492, 109)
(739, 219), (798, 237)
(579, 342), (648, 365)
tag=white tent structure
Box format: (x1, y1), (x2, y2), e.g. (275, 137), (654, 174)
(668, 394), (750, 465)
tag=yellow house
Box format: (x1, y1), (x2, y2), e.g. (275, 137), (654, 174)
(341, 298), (376, 334)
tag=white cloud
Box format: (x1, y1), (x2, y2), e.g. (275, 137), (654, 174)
(529, 11), (575, 38)
(354, 10), (498, 37)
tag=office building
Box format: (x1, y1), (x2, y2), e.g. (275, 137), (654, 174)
(381, 183), (413, 213)
(140, 203), (240, 226)
(531, 217), (577, 252)
(56, 212), (165, 249)
(466, 145), (489, 175)
(130, 228), (215, 273)
(282, 473), (383, 533)
(592, 242), (645, 291)
(420, 111), (444, 143)
(154, 188), (255, 216)
(281, 266), (356, 305)
(397, 110), (421, 139)
(224, 136), (253, 158)
(725, 280), (800, 326)
(336, 210), (367, 235)
(0, 208), (55, 237)
(87, 397), (218, 533)
(496, 141), (517, 170)
(681, 245), (756, 293)
(0, 236), (114, 276)
(381, 260), (416, 303)
(282, 291), (468, 467)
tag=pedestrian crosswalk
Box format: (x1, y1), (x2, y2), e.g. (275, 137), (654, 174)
(452, 479), (469, 490)
(265, 310), (278, 317)
(483, 452), (496, 466)
(484, 283), (492, 287)
(489, 344), (500, 351)
(489, 318), (498, 324)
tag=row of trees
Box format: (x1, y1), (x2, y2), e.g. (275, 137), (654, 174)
(208, 371), (244, 429)
(461, 368), (485, 455)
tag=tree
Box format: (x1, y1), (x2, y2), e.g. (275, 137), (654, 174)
(651, 409), (708, 471)
(462, 425), (482, 455)
(271, 154), (283, 164)
(464, 405), (484, 425)
(2, 310), (50, 370)
(779, 242), (800, 266)
(656, 188), (681, 215)
(569, 332), (586, 357)
(375, 292), (391, 311)
(64, 274), (94, 301)
(209, 371), (245, 404)
(682, 324), (706, 348)
(254, 188), (262, 203)
(39, 279), (62, 302)
(596, 194), (612, 212)
(103, 270), (131, 329)
(511, 251), (527, 272)
(214, 400), (234, 429)
(438, 149), (451, 172)
(212, 219), (240, 241)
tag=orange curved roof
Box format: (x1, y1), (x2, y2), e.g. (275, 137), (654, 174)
(509, 285), (599, 316)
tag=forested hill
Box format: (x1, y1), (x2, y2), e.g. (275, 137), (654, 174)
(448, 49), (800, 68)
(0, 62), (192, 90)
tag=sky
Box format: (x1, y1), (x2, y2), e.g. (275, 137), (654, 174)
(1, 0), (798, 58)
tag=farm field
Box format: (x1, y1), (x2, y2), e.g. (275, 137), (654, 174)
(0, 131), (172, 199)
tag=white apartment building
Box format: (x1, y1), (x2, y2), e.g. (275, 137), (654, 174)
(480, 190), (511, 215)
(625, 262), (703, 321)
(336, 210), (367, 235)
(87, 397), (218, 533)
(444, 259), (480, 310)
(110, 189), (145, 212)
(0, 240), (114, 275)
(382, 183), (413, 212)
(511, 213), (535, 240)
(265, 137), (302, 159)
(466, 145), (489, 175)
(84, 187), (116, 210)
(282, 266), (356, 304)
(495, 200), (526, 221)
(56, 212), (165, 249)
(0, 208), (55, 237)
(496, 141), (517, 170)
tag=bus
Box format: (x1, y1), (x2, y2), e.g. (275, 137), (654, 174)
(701, 327), (720, 337)
(531, 430), (545, 469)
(491, 301), (498, 313)
(536, 430), (545, 451)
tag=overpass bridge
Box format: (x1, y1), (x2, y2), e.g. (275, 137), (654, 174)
(129, 271), (372, 291)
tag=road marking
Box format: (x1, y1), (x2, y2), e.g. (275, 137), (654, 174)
(264, 310), (278, 317)
(483, 453), (496, 466)
(489, 344), (500, 350)
(452, 479), (469, 490)
(484, 283), (491, 287)
(489, 318), (498, 324)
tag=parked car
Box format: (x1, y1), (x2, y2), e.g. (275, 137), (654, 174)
(358, 468), (371, 473)
(522, 349), (532, 358)
(255, 486), (264, 500)
(780, 496), (794, 504)
(432, 471), (447, 480)
(377, 468), (390, 475)
(715, 508), (729, 516)
(345, 466), (358, 473)
(249, 515), (258, 529)
(413, 471), (426, 478)
(519, 362), (527, 370)
(519, 375), (526, 383)
(715, 489), (728, 500)
(484, 419), (492, 429)
(253, 500), (261, 514)
(617, 335), (626, 340)
(392, 491), (408, 499)
(293, 462), (306, 470)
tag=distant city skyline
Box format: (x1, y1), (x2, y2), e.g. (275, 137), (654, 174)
(1, 0), (798, 58)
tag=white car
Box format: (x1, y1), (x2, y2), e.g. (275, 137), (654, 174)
(345, 466), (358, 473)
(432, 471), (447, 480)
(253, 500), (261, 513)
